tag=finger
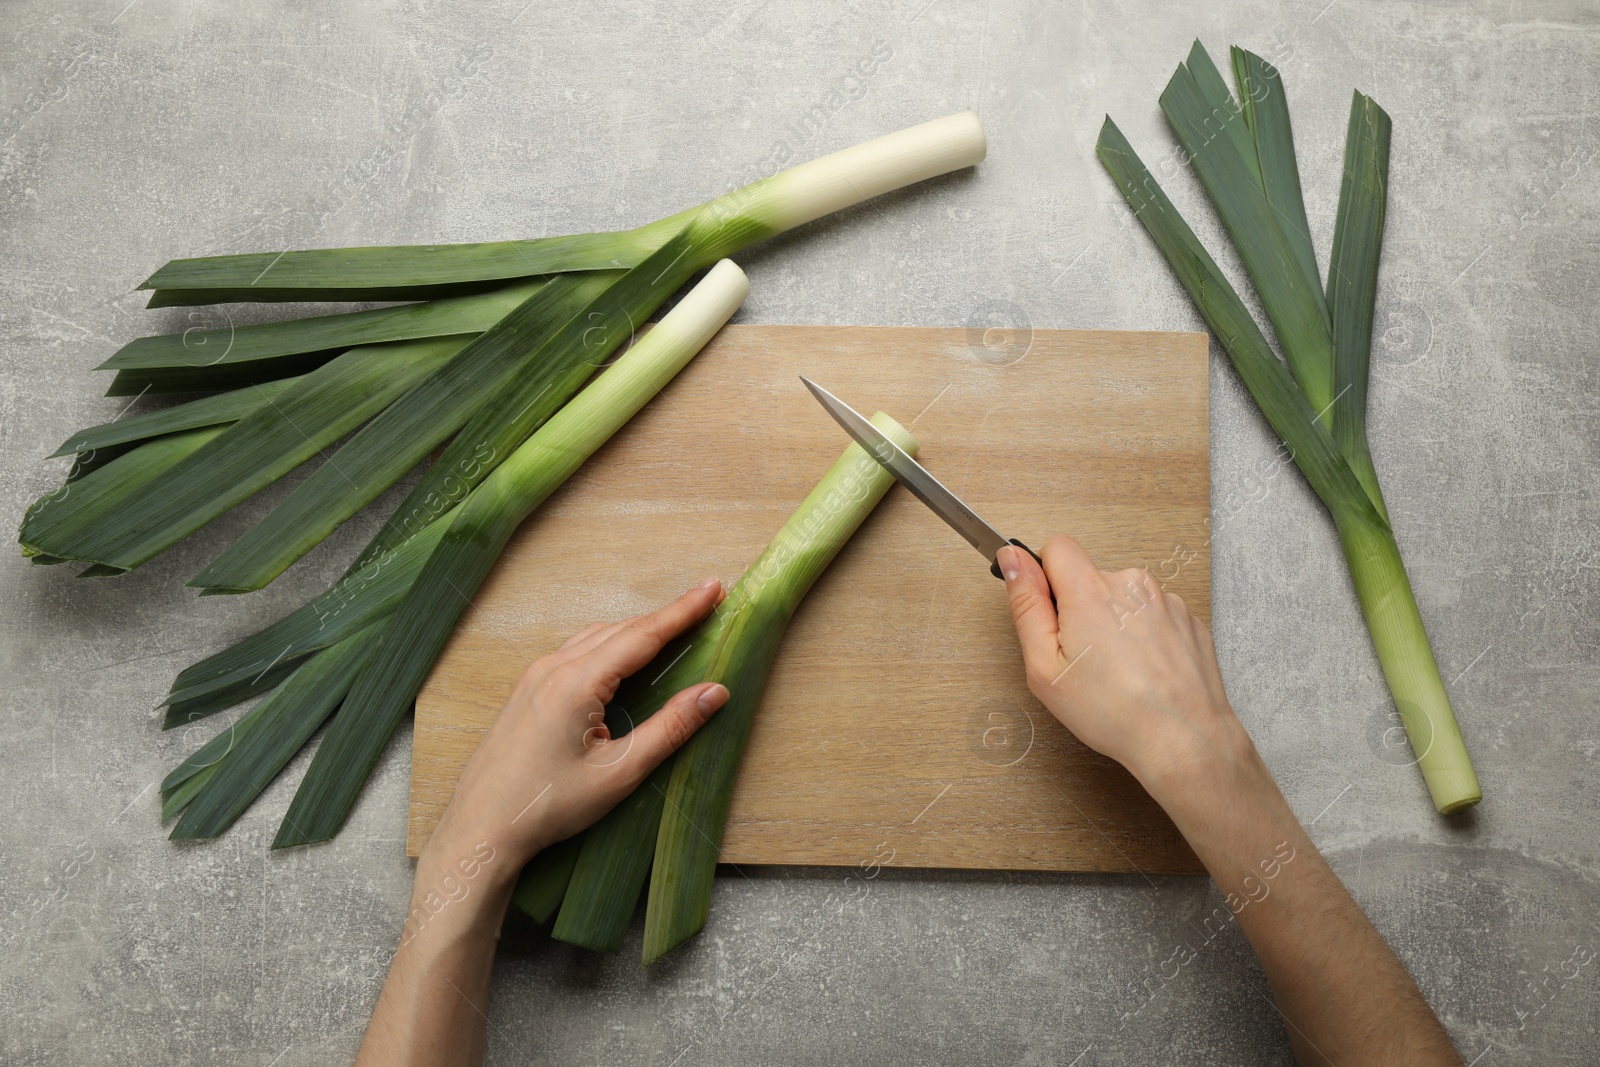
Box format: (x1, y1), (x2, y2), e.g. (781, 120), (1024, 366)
(550, 619), (627, 664)
(558, 577), (727, 663)
(602, 682), (729, 781)
(582, 578), (724, 696)
(1163, 591), (1190, 631)
(1039, 535), (1113, 614)
(1191, 615), (1228, 693)
(999, 545), (1064, 676)
(558, 622), (611, 652)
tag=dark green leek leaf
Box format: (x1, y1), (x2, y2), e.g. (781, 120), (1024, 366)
(1232, 46), (1325, 330)
(52, 378), (297, 458)
(163, 660), (300, 729)
(190, 271), (623, 592)
(1095, 118), (1379, 525)
(1184, 39), (1261, 188)
(170, 624), (383, 839)
(20, 426), (225, 561)
(19, 335), (468, 570)
(162, 691), (277, 816)
(106, 354), (331, 396)
(552, 763), (673, 951)
(162, 516), (452, 711)
(138, 219), (685, 306)
(1327, 91), (1392, 519)
(63, 443), (141, 482)
(509, 836), (583, 925)
(1160, 52), (1335, 418)
(104, 281), (539, 383)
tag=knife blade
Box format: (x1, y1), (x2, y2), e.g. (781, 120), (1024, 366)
(800, 376), (1044, 580)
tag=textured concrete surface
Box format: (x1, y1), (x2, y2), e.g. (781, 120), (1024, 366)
(3, 1), (1597, 1063)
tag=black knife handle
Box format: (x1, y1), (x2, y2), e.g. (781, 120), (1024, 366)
(990, 538), (1045, 580)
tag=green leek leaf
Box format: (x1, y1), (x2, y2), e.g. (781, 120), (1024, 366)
(163, 662), (300, 729)
(161, 515), (453, 713)
(1327, 91), (1393, 518)
(1184, 39), (1262, 188)
(103, 280), (540, 390)
(138, 223), (680, 307)
(509, 836), (583, 925)
(1160, 48), (1335, 418)
(1095, 119), (1376, 523)
(168, 624), (384, 839)
(163, 696), (275, 804)
(19, 426), (226, 560)
(189, 271), (623, 592)
(1232, 46), (1324, 310)
(51, 378), (297, 458)
(19, 335), (469, 570)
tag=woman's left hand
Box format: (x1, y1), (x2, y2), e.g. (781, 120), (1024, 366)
(422, 576), (730, 882)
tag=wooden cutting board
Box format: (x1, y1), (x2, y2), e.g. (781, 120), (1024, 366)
(409, 324), (1210, 875)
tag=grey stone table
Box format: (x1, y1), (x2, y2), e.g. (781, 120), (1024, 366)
(3, 1), (1596, 1063)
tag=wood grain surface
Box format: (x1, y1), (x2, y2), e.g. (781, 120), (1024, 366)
(408, 323), (1211, 875)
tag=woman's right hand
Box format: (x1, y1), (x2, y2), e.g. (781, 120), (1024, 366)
(997, 535), (1253, 800)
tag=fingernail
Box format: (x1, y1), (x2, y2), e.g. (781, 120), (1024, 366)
(999, 546), (1021, 581)
(697, 683), (729, 713)
(697, 576), (721, 591)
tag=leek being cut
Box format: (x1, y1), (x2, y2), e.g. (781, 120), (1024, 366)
(514, 411), (921, 963)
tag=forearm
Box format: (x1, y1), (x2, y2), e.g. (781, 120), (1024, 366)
(1139, 729), (1462, 1066)
(356, 841), (515, 1067)
(352, 579), (730, 1064)
(997, 543), (1459, 1062)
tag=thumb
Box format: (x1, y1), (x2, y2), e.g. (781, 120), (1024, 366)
(609, 681), (729, 783)
(1037, 534), (1107, 611)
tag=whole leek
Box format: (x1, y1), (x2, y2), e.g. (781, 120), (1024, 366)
(1096, 43), (1479, 812)
(21, 113), (983, 587)
(138, 113), (987, 305)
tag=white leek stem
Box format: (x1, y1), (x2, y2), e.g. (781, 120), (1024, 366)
(1339, 515), (1481, 813)
(481, 259), (749, 506)
(640, 111), (987, 245)
(755, 111), (987, 231)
